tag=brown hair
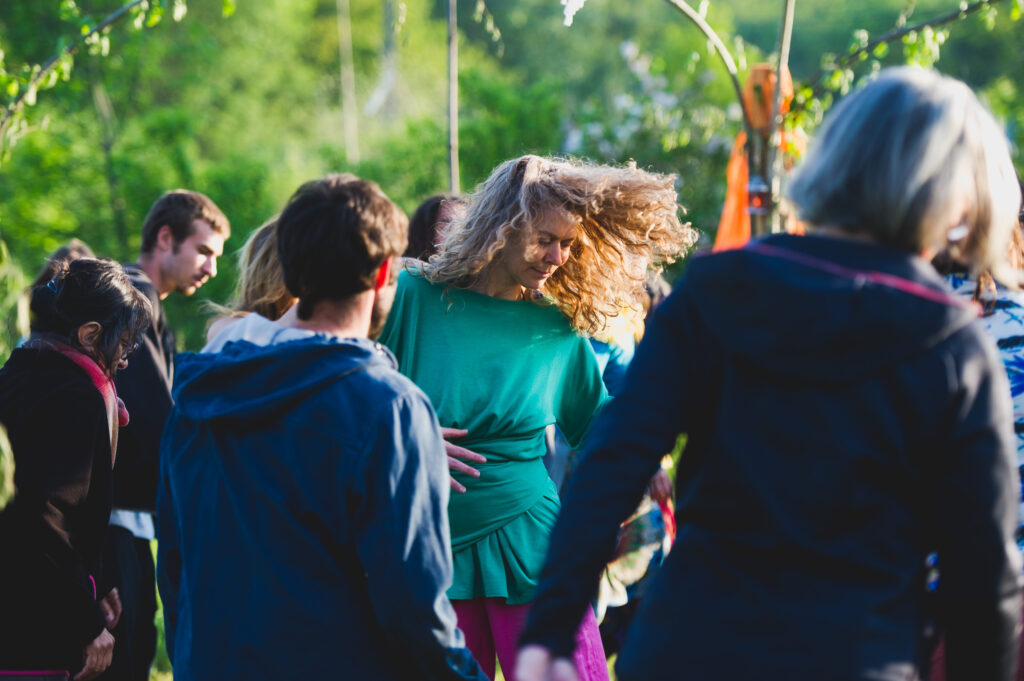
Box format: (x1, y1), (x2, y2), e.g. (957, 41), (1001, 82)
(140, 190), (230, 254)
(277, 174), (408, 320)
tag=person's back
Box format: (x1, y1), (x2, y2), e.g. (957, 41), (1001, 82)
(157, 173), (486, 681)
(608, 234), (1017, 679)
(518, 67), (1024, 681)
(160, 334), (472, 680)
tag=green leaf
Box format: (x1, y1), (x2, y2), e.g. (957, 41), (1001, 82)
(5, 80), (17, 97)
(827, 69), (843, 91)
(872, 42), (889, 58)
(222, 0), (236, 17)
(146, 4), (165, 27)
(59, 0), (81, 22)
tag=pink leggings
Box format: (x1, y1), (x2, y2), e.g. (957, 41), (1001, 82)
(452, 597), (608, 681)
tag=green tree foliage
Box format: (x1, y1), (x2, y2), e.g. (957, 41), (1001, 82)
(0, 0), (1021, 357)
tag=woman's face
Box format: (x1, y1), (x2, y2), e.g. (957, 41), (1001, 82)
(498, 210), (579, 293)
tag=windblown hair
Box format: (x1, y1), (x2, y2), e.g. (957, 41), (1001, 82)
(423, 155), (697, 335)
(788, 67), (1021, 283)
(212, 217), (296, 323)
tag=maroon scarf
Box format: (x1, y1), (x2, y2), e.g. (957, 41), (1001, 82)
(24, 338), (129, 464)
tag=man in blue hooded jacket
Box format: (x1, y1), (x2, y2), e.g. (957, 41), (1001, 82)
(156, 174), (486, 681)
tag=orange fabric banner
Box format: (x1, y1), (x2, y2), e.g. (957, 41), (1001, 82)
(713, 131), (750, 252)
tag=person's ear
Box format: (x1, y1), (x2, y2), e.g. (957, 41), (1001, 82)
(374, 257), (392, 292)
(76, 322), (104, 353)
(156, 225), (175, 253)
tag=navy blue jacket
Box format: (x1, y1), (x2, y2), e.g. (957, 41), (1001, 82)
(521, 234), (1023, 681)
(157, 334), (485, 681)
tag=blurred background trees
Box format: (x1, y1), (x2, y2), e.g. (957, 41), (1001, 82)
(0, 0), (1021, 352)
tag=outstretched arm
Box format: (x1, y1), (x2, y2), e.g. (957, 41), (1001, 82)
(518, 284), (711, 674)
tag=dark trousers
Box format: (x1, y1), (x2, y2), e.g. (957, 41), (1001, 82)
(97, 526), (157, 681)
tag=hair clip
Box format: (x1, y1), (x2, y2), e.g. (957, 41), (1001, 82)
(46, 278), (59, 293)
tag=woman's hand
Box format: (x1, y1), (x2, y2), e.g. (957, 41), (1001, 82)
(515, 644), (579, 681)
(647, 468), (672, 505)
(100, 587), (122, 630)
(75, 628), (115, 681)
(441, 427), (486, 494)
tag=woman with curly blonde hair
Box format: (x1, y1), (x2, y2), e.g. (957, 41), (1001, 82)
(378, 154), (695, 681)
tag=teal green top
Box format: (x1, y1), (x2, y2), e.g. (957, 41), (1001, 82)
(378, 269), (607, 603)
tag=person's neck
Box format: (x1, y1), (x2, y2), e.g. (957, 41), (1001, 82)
(290, 292), (373, 339)
(468, 268), (525, 301)
(135, 253), (171, 300)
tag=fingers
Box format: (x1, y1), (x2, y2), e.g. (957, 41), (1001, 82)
(440, 427), (469, 439)
(551, 659), (581, 681)
(515, 645), (552, 681)
(445, 441), (487, 463)
(75, 631), (114, 681)
(447, 455), (481, 478)
(101, 588), (122, 629)
(450, 476), (467, 494)
(99, 598), (116, 628)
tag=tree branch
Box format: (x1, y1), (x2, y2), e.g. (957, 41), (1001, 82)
(793, 0), (1007, 115)
(662, 0), (754, 140)
(0, 0), (147, 143)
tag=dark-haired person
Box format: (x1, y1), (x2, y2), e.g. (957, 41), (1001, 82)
(157, 174), (487, 681)
(104, 190), (228, 681)
(406, 193), (464, 260)
(0, 258), (152, 681)
(29, 238), (96, 289)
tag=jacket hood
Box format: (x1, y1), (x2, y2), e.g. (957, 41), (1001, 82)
(172, 335), (396, 422)
(687, 234), (978, 382)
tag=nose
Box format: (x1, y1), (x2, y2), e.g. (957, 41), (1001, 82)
(545, 243), (568, 267)
(202, 257), (217, 279)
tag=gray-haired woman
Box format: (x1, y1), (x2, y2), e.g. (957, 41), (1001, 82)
(518, 67), (1023, 681)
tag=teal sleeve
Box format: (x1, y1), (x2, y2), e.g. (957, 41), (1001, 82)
(557, 337), (609, 451)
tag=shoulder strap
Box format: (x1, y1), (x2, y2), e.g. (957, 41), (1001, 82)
(746, 242), (977, 312)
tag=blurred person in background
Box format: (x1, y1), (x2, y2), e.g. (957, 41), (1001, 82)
(104, 190), (228, 681)
(405, 193), (465, 261)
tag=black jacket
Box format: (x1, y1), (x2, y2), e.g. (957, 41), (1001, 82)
(112, 264), (174, 511)
(0, 348), (112, 671)
(521, 234), (1023, 681)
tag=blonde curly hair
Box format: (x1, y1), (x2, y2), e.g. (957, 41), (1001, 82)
(422, 155), (697, 335)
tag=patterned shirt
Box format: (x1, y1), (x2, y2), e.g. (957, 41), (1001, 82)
(947, 273), (1024, 549)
